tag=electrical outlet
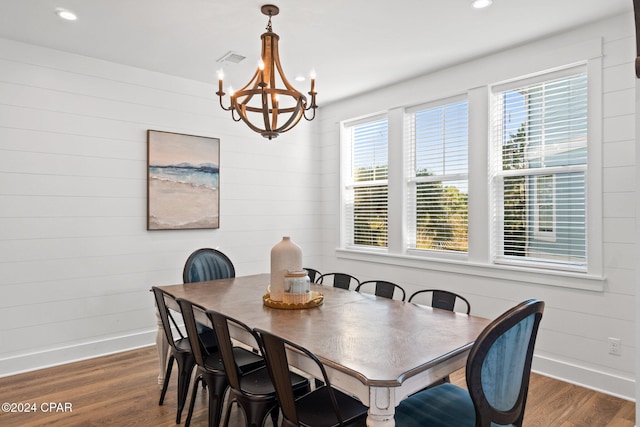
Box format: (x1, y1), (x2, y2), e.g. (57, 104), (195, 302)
(608, 337), (621, 356)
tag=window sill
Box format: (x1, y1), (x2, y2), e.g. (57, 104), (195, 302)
(335, 248), (604, 292)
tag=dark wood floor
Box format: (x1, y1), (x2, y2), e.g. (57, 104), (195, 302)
(0, 346), (634, 426)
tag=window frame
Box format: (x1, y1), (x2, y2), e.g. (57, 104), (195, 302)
(490, 65), (589, 273)
(405, 95), (470, 256)
(337, 41), (603, 290)
(340, 114), (390, 250)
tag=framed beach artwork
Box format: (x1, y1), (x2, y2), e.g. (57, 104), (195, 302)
(147, 130), (220, 230)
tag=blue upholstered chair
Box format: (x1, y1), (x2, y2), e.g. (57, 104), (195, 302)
(355, 280), (406, 301)
(182, 248), (235, 283)
(395, 299), (544, 427)
(182, 248), (235, 346)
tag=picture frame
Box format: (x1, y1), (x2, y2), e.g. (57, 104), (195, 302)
(147, 130), (220, 230)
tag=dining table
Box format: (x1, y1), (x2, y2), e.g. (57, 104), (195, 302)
(155, 273), (490, 427)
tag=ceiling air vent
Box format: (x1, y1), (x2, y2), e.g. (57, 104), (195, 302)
(217, 51), (246, 64)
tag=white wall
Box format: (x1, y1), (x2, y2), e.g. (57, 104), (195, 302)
(635, 32), (640, 427)
(0, 38), (321, 376)
(318, 13), (636, 400)
(0, 12), (636, 405)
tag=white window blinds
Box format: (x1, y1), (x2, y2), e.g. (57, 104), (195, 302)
(407, 98), (469, 253)
(344, 118), (388, 248)
(491, 68), (588, 270)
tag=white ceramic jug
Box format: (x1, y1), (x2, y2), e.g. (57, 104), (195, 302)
(269, 236), (302, 301)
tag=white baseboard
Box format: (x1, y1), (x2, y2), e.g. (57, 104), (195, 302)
(0, 330), (157, 378)
(1, 334), (636, 404)
(533, 354), (636, 401)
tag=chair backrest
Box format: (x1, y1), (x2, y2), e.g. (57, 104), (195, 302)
(152, 286), (184, 351)
(183, 248), (235, 283)
(355, 280), (406, 301)
(408, 289), (471, 314)
(316, 273), (360, 290)
(256, 328), (346, 427)
(304, 267), (321, 284)
(207, 310), (261, 392)
(466, 299), (544, 427)
(176, 298), (212, 368)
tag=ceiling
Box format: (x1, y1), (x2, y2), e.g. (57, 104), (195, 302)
(0, 0), (633, 105)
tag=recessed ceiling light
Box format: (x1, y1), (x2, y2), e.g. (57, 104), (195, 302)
(472, 0), (493, 9)
(55, 8), (78, 21)
(295, 75), (306, 82)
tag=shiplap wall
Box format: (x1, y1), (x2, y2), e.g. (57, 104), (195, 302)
(0, 38), (320, 376)
(317, 13), (636, 400)
(0, 13), (636, 404)
(636, 57), (640, 424)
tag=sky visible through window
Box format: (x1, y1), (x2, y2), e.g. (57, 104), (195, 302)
(352, 119), (388, 174)
(503, 90), (527, 143)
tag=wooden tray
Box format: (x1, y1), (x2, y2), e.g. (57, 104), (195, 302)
(262, 291), (324, 309)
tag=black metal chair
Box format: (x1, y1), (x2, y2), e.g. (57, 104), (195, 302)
(303, 267), (321, 284)
(256, 328), (368, 427)
(177, 298), (265, 427)
(316, 273), (360, 290)
(355, 280), (406, 301)
(177, 299), (265, 427)
(408, 289), (471, 314)
(183, 248), (235, 283)
(152, 286), (216, 424)
(208, 310), (310, 427)
(408, 289), (472, 385)
(395, 299), (545, 427)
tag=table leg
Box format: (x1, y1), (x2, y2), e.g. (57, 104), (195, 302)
(155, 308), (169, 384)
(366, 387), (396, 427)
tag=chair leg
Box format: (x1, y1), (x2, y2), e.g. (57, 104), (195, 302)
(222, 399), (236, 427)
(246, 400), (277, 427)
(203, 372), (229, 427)
(269, 405), (279, 427)
(175, 353), (196, 424)
(185, 375), (203, 427)
(159, 354), (175, 405)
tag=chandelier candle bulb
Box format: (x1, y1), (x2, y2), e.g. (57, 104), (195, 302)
(258, 60), (266, 86)
(310, 71), (316, 93)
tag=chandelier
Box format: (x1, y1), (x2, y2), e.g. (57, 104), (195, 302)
(216, 4), (318, 140)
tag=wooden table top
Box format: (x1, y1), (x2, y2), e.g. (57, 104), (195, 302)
(158, 273), (490, 388)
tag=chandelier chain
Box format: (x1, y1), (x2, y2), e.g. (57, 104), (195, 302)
(266, 14), (273, 32)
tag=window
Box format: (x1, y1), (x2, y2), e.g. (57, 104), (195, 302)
(343, 117), (388, 248)
(407, 98), (469, 253)
(491, 68), (587, 270)
(338, 54), (601, 287)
